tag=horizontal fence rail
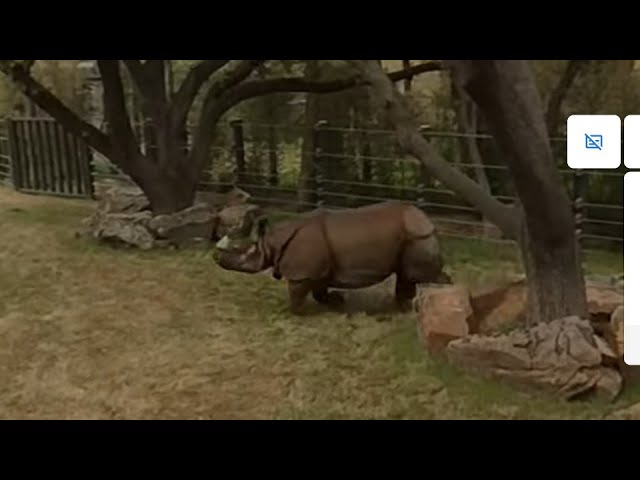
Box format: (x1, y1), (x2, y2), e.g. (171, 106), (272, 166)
(1, 116), (625, 250)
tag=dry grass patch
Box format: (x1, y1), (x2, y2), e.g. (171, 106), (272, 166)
(0, 186), (633, 419)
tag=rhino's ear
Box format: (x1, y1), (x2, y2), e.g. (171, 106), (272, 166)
(250, 216), (269, 241)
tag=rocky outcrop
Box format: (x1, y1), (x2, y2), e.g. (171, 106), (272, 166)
(91, 211), (155, 250)
(148, 203), (218, 248)
(81, 184), (257, 250)
(414, 277), (627, 403)
(445, 316), (622, 402)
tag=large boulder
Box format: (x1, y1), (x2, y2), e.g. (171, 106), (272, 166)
(607, 401), (640, 420)
(148, 203), (218, 248)
(91, 211), (155, 250)
(414, 284), (473, 354)
(82, 184), (255, 250)
(586, 284), (624, 318)
(611, 306), (624, 357)
(470, 279), (527, 333)
(446, 316), (623, 402)
(97, 185), (150, 214)
(470, 278), (624, 334)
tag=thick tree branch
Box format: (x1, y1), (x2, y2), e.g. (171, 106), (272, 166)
(187, 60), (444, 180)
(97, 60), (140, 165)
(187, 60), (264, 176)
(145, 60), (167, 101)
(171, 60), (230, 129)
(218, 61), (443, 98)
(350, 60), (520, 238)
(545, 60), (588, 136)
(123, 60), (168, 119)
(0, 60), (111, 157)
(446, 60), (574, 245)
(122, 60), (147, 91)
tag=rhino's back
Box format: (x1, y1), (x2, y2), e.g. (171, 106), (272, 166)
(322, 202), (435, 288)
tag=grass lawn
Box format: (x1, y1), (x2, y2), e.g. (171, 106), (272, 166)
(0, 185), (633, 419)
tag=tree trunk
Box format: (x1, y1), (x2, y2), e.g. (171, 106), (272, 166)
(352, 60), (588, 326)
(131, 153), (197, 214)
(447, 60), (588, 323)
(520, 224), (587, 325)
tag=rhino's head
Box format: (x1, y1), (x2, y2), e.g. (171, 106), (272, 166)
(213, 215), (272, 274)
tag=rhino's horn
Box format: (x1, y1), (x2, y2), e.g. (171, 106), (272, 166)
(216, 235), (232, 251)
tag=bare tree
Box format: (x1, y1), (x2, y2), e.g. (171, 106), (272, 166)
(352, 60), (587, 325)
(0, 60), (441, 214)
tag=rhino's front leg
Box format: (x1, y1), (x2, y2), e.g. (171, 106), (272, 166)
(288, 280), (312, 315)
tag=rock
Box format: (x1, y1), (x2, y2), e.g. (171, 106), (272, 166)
(195, 187), (250, 209)
(593, 368), (623, 402)
(607, 402), (640, 420)
(148, 203), (218, 247)
(587, 273), (624, 292)
(215, 204), (262, 239)
(98, 185), (150, 214)
(594, 334), (618, 366)
(610, 306), (624, 356)
(613, 273), (624, 291)
(445, 316), (622, 402)
(587, 285), (623, 317)
(414, 284), (473, 354)
(470, 279), (527, 333)
(470, 279), (624, 335)
(92, 211), (155, 250)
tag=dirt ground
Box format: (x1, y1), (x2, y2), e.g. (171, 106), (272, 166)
(0, 186), (633, 419)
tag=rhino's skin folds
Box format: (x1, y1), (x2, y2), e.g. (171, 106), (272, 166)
(215, 201), (451, 314)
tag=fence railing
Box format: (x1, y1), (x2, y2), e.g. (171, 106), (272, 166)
(0, 118), (11, 187)
(2, 115), (624, 250)
(184, 121), (623, 250)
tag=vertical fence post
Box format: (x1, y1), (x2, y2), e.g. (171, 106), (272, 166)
(416, 125), (431, 210)
(84, 135), (97, 200)
(268, 124), (279, 186)
(313, 120), (328, 209)
(573, 169), (587, 249)
(7, 119), (22, 190)
(231, 119), (246, 187)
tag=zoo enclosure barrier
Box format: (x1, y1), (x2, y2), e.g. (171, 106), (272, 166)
(0, 116), (625, 250)
(192, 120), (624, 251)
(0, 116), (94, 198)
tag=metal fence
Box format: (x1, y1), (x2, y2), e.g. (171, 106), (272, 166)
(4, 117), (94, 198)
(1, 116), (625, 250)
(0, 119), (11, 187)
(192, 121), (624, 250)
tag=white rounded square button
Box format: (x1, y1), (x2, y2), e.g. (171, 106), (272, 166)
(567, 115), (621, 169)
(624, 115), (640, 169)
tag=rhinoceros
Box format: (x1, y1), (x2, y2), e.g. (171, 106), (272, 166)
(213, 201), (451, 314)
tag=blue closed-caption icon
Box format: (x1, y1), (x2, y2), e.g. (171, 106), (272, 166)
(585, 134), (603, 150)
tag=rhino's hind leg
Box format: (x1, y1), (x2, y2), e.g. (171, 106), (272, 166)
(312, 285), (345, 308)
(394, 275), (417, 310)
(288, 281), (312, 315)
